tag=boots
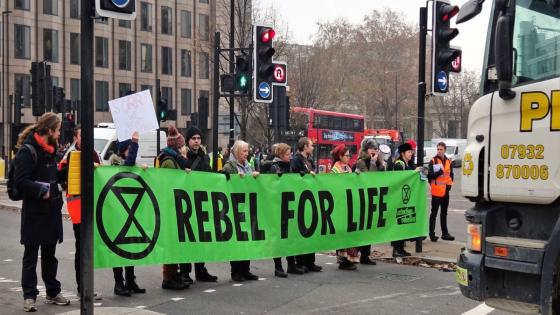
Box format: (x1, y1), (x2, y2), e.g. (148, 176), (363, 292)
(441, 234), (455, 241)
(338, 258), (357, 271)
(125, 277), (146, 294)
(287, 263), (306, 275)
(429, 234), (439, 242)
(392, 247), (411, 258)
(195, 269), (218, 282)
(162, 273), (188, 290)
(114, 281), (131, 297)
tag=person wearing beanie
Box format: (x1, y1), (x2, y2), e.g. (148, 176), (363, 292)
(390, 142), (415, 257)
(178, 125), (218, 284)
(406, 140), (417, 168)
(158, 126), (190, 290)
(330, 144), (352, 173)
(108, 131), (146, 296)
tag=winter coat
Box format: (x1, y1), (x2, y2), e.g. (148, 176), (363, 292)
(222, 158), (253, 175)
(15, 133), (64, 245)
(157, 147), (188, 170)
(110, 142), (139, 167)
(290, 152), (315, 174)
(355, 151), (386, 173)
(392, 158), (413, 171)
(185, 147), (212, 172)
(269, 157), (291, 174)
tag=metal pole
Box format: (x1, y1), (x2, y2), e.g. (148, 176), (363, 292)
(79, 0), (94, 313)
(228, 0), (235, 147)
(415, 6), (428, 254)
(395, 73), (398, 130)
(156, 79), (161, 154)
(212, 32), (221, 172)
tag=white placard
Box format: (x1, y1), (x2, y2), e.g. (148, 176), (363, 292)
(108, 90), (159, 141)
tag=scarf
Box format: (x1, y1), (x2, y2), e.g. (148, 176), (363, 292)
(34, 132), (55, 154)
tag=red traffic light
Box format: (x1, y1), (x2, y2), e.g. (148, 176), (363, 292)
(260, 28), (276, 43)
(440, 5), (459, 22)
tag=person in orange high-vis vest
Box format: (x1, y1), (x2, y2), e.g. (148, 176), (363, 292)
(59, 125), (101, 295)
(427, 142), (455, 242)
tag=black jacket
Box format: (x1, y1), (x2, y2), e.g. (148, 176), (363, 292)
(290, 152), (315, 174)
(392, 158), (414, 171)
(15, 133), (64, 245)
(185, 147), (212, 172)
(269, 158), (291, 174)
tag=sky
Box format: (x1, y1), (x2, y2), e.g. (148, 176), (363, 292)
(256, 0), (492, 74)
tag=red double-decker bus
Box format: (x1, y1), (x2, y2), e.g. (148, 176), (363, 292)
(286, 107), (365, 173)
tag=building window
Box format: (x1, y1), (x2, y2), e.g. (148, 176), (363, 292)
(162, 46), (173, 75)
(118, 20), (131, 28)
(15, 0), (30, 10)
(181, 49), (192, 77)
(71, 78), (80, 102)
(162, 87), (173, 109)
(181, 89), (192, 115)
(95, 81), (109, 111)
(70, 0), (80, 19)
(43, 0), (58, 16)
(95, 36), (109, 68)
(199, 0), (209, 3)
(161, 6), (172, 35)
(119, 83), (132, 97)
(181, 10), (192, 38)
(43, 29), (59, 63)
(198, 14), (209, 41)
(119, 40), (132, 71)
(70, 33), (80, 65)
(199, 52), (209, 79)
(140, 44), (152, 73)
(141, 2), (153, 32)
(15, 74), (31, 107)
(51, 76), (59, 87)
(14, 24), (31, 59)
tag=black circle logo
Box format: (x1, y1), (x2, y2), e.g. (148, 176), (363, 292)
(96, 172), (160, 260)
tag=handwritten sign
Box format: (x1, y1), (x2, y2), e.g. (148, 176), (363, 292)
(109, 90), (159, 141)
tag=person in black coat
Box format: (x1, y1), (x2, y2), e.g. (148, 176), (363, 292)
(391, 143), (415, 257)
(178, 126), (218, 284)
(14, 113), (70, 312)
(289, 137), (323, 273)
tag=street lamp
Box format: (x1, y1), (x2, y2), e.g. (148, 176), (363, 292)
(2, 10), (12, 162)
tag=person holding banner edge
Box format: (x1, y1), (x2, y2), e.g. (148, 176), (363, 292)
(109, 131), (147, 296)
(290, 137), (323, 273)
(222, 140), (261, 282)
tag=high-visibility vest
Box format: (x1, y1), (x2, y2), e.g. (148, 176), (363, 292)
(67, 194), (81, 224)
(430, 157), (453, 197)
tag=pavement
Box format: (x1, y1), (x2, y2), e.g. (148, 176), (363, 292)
(0, 172), (498, 315)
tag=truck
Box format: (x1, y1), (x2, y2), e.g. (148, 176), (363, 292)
(455, 0), (560, 314)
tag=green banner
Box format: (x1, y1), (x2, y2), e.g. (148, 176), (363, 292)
(94, 167), (427, 268)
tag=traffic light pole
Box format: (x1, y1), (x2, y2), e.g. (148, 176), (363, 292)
(156, 79), (161, 154)
(212, 32), (221, 172)
(416, 6), (428, 254)
(228, 0), (235, 147)
(79, 0), (94, 313)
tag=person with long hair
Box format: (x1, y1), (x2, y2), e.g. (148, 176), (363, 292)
(14, 113), (71, 312)
(391, 142), (415, 257)
(331, 144), (359, 270)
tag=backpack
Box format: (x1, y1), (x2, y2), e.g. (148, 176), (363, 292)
(7, 144), (38, 201)
(154, 152), (180, 169)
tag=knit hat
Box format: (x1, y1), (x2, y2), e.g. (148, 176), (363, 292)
(361, 138), (378, 151)
(117, 139), (132, 155)
(406, 139), (417, 150)
(398, 143), (413, 154)
(186, 126), (202, 141)
(331, 144), (348, 161)
(167, 125), (185, 150)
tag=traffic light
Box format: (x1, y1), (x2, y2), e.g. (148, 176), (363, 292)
(157, 98), (169, 121)
(31, 62), (46, 116)
(432, 0), (461, 94)
(95, 0), (136, 20)
(235, 53), (251, 93)
(53, 87), (65, 113)
(253, 25), (276, 103)
(45, 64), (53, 112)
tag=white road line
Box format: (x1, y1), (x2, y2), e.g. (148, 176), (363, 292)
(171, 297), (184, 301)
(203, 289), (216, 293)
(3, 259), (13, 262)
(325, 262), (335, 265)
(462, 303), (495, 315)
(136, 306), (147, 309)
(232, 284), (243, 287)
(94, 303), (102, 307)
(258, 277), (266, 281)
(300, 292), (407, 314)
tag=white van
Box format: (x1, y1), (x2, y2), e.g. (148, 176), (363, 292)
(94, 123), (167, 166)
(431, 138), (467, 168)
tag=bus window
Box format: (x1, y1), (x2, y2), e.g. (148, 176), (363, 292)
(317, 144), (333, 160)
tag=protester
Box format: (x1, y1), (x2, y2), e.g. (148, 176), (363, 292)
(58, 125), (103, 298)
(266, 143), (296, 278)
(427, 142), (455, 242)
(178, 126), (218, 283)
(157, 126), (190, 290)
(259, 143), (278, 174)
(330, 144), (359, 270)
(407, 139), (418, 168)
(14, 112), (70, 312)
(354, 138), (386, 265)
(222, 140), (260, 282)
(290, 137), (322, 273)
(391, 142), (415, 257)
(109, 131), (146, 296)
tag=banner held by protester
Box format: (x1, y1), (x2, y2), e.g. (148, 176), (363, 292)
(94, 167), (427, 268)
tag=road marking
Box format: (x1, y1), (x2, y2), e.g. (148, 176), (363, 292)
(450, 208), (466, 213)
(325, 262), (335, 265)
(232, 283), (243, 287)
(94, 303), (102, 307)
(0, 279), (18, 283)
(171, 297), (184, 301)
(258, 277), (266, 281)
(203, 289), (216, 293)
(300, 292), (407, 314)
(136, 306), (147, 309)
(3, 259), (13, 262)
(462, 303), (495, 315)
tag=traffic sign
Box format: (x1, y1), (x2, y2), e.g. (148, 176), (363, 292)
(437, 71), (448, 91)
(96, 0), (136, 20)
(272, 63), (287, 85)
(258, 82), (271, 99)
